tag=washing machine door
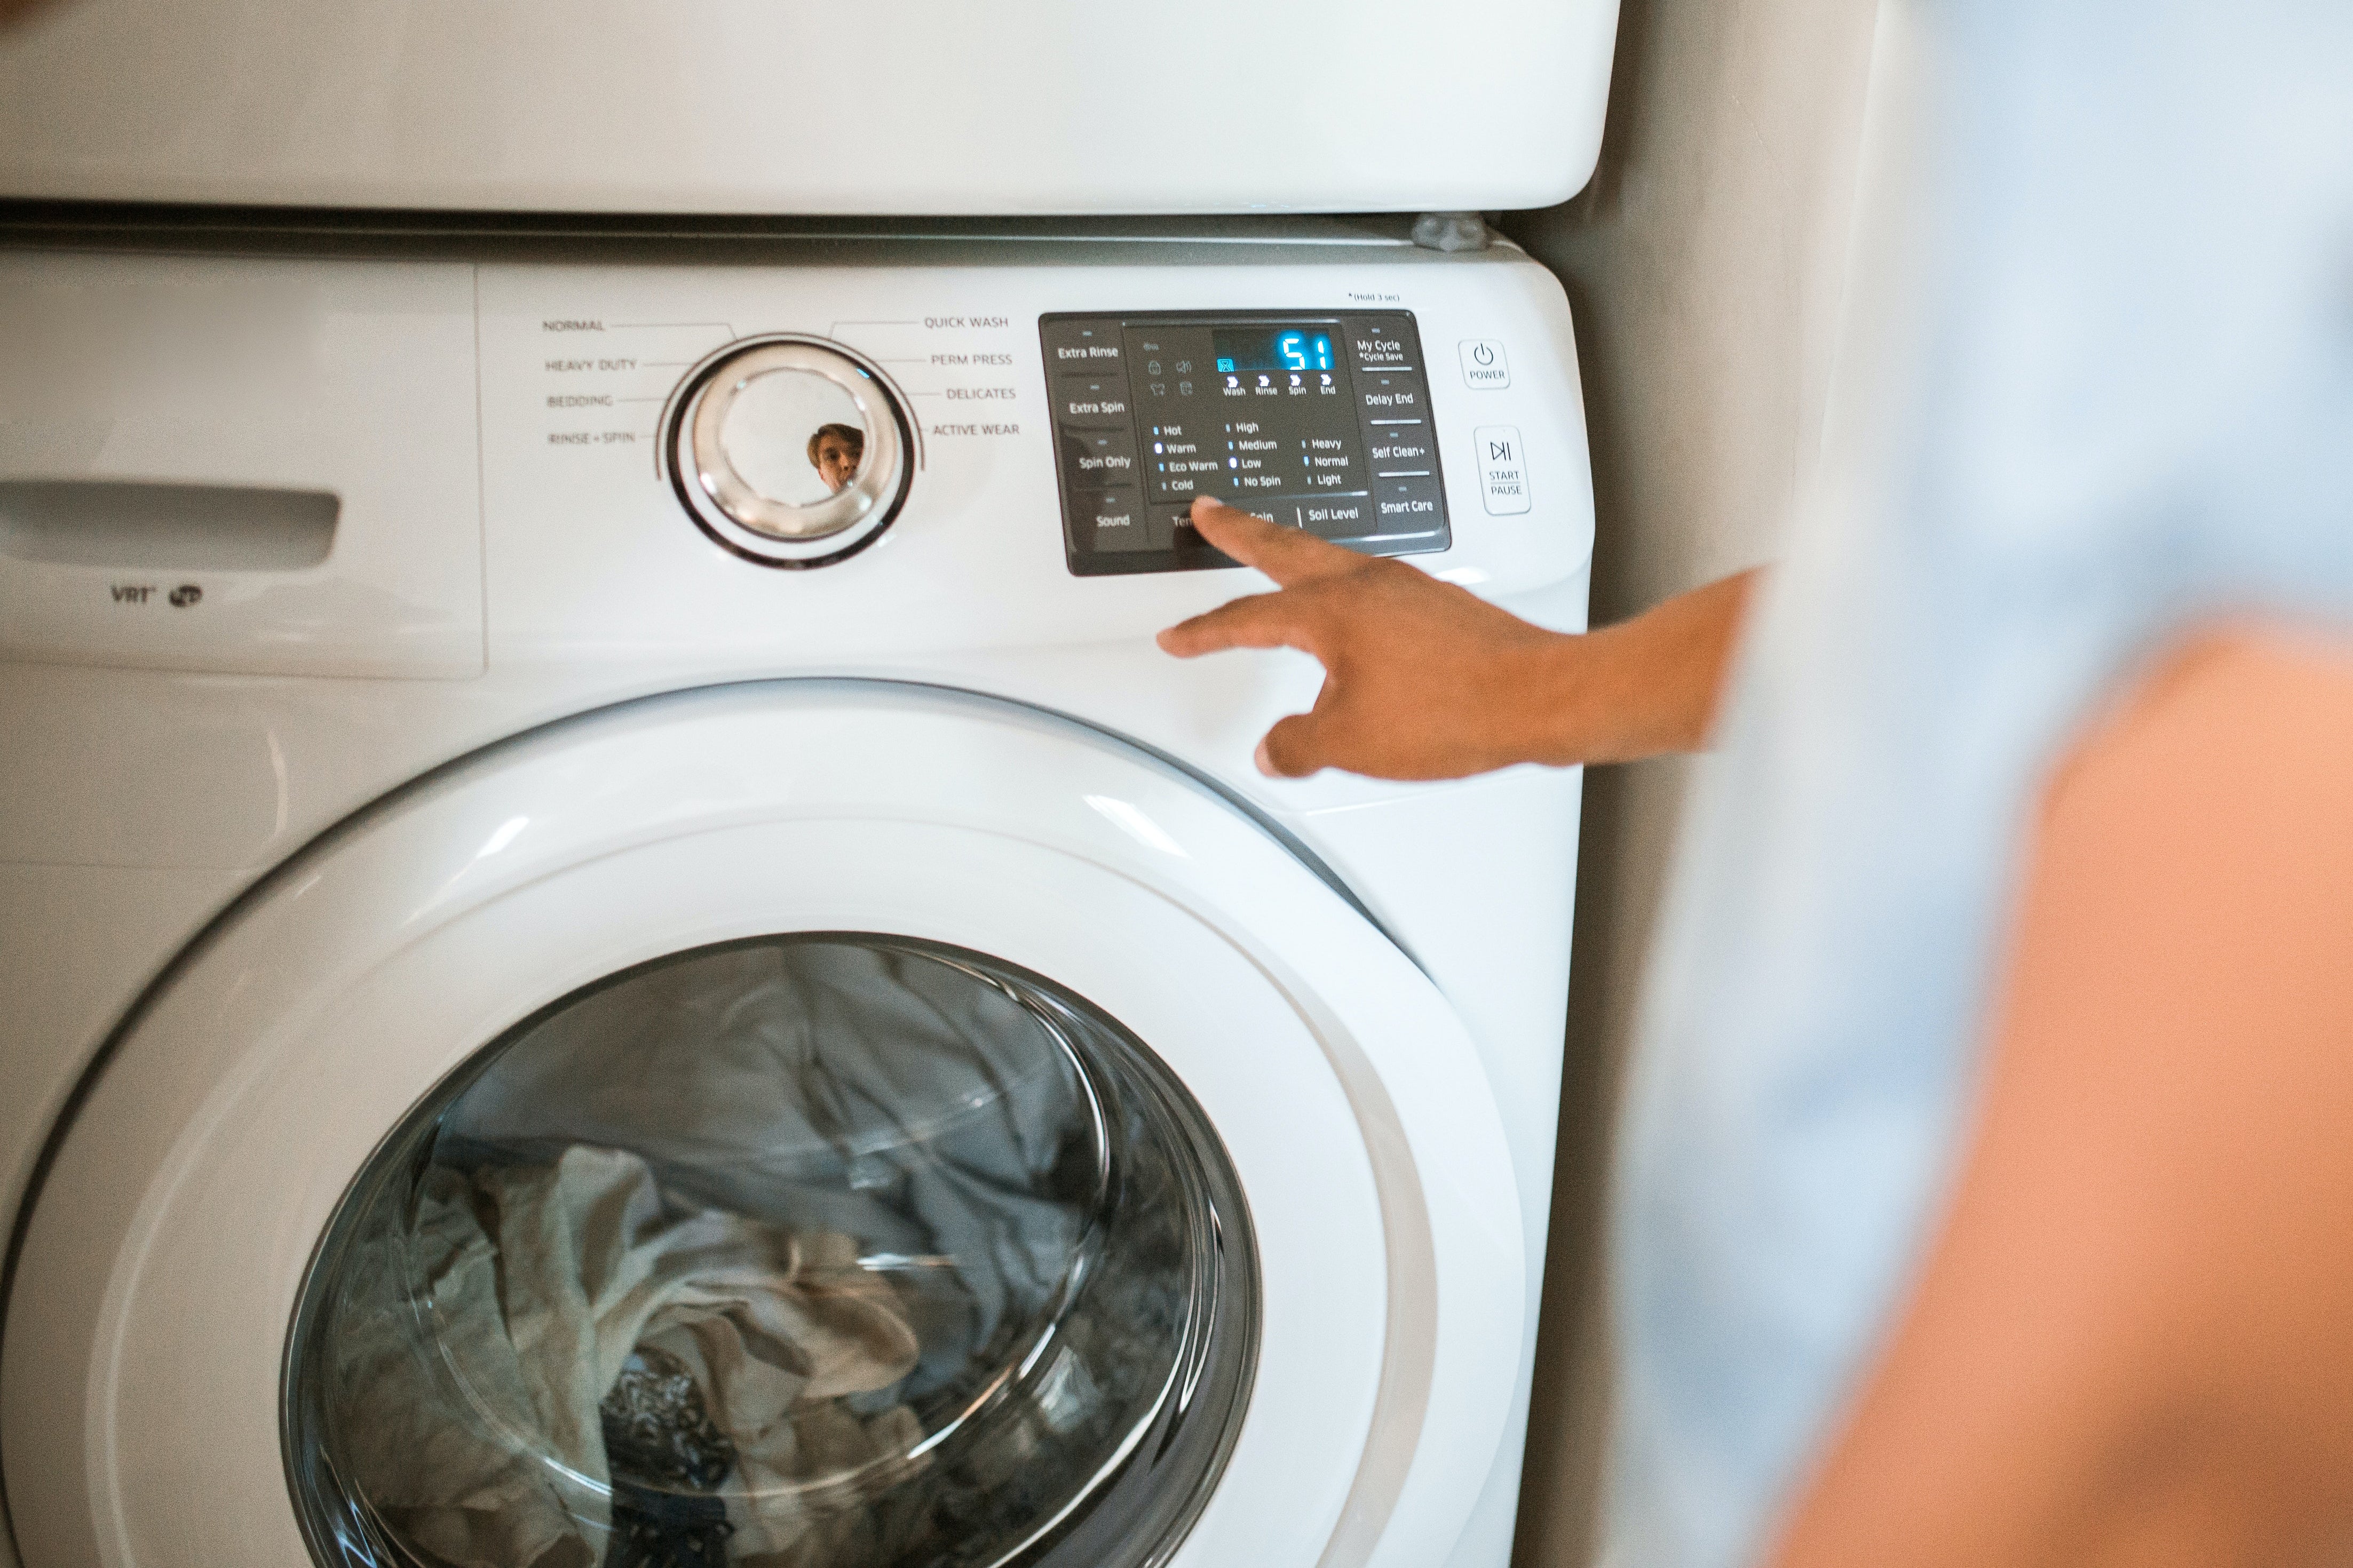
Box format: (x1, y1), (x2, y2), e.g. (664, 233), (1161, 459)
(0, 682), (1521, 1568)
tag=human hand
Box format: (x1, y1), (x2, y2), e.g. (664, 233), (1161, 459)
(1156, 498), (1756, 779)
(1155, 498), (1579, 779)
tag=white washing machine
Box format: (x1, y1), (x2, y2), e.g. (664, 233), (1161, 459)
(0, 5), (1607, 1565)
(0, 229), (1593, 1568)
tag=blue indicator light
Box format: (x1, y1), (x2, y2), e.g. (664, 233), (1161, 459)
(1209, 325), (1339, 376)
(1275, 332), (1333, 371)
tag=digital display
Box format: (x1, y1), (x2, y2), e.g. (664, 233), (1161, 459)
(1212, 325), (1337, 375)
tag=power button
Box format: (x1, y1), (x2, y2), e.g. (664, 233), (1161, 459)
(1459, 338), (1510, 389)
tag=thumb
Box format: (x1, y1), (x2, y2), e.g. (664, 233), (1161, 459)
(1255, 712), (1332, 778)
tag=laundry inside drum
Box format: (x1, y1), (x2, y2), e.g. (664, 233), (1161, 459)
(282, 936), (1257, 1568)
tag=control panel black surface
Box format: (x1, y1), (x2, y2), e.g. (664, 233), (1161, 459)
(1041, 311), (1449, 576)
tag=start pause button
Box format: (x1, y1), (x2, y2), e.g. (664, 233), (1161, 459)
(1473, 425), (1530, 515)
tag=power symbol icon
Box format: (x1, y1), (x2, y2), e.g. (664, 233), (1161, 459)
(1461, 340), (1510, 387)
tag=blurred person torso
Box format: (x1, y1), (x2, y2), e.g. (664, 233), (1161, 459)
(1602, 2), (2353, 1563)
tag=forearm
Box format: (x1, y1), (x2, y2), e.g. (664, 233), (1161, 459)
(1520, 568), (1760, 766)
(1768, 628), (2353, 1568)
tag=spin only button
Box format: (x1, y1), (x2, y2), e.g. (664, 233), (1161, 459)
(1061, 427), (1140, 486)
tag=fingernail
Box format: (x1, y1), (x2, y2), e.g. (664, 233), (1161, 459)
(1253, 739), (1277, 776)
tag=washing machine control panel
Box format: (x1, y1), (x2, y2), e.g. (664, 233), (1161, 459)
(1041, 311), (1449, 576)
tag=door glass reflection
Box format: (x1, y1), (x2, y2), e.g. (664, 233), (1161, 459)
(284, 936), (1256, 1568)
(720, 370), (868, 506)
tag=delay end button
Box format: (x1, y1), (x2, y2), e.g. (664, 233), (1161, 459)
(1459, 339), (1510, 389)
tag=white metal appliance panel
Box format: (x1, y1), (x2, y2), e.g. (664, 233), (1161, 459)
(478, 250), (1593, 664)
(0, 254), (484, 678)
(0, 0), (1619, 214)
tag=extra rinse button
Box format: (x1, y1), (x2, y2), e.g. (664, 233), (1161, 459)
(1041, 320), (1124, 370)
(1459, 339), (1510, 389)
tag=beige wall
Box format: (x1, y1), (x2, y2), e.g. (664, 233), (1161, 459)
(1500, 2), (1882, 1561)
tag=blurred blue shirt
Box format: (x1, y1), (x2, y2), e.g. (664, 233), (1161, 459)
(1603, 4), (2353, 1564)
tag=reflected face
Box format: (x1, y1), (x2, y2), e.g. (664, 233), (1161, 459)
(814, 431), (862, 493)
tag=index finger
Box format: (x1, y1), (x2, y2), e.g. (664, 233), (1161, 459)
(1189, 498), (1365, 588)
(1156, 589), (1326, 660)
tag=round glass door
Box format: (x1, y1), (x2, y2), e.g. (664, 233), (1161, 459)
(283, 935), (1257, 1568)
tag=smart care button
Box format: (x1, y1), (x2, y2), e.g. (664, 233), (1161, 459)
(1372, 476), (1445, 535)
(1052, 375), (1133, 426)
(1459, 339), (1510, 389)
(1042, 321), (1124, 370)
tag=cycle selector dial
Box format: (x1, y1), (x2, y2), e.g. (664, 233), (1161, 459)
(666, 338), (912, 567)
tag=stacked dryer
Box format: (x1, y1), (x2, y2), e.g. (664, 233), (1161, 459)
(0, 6), (1616, 1567)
